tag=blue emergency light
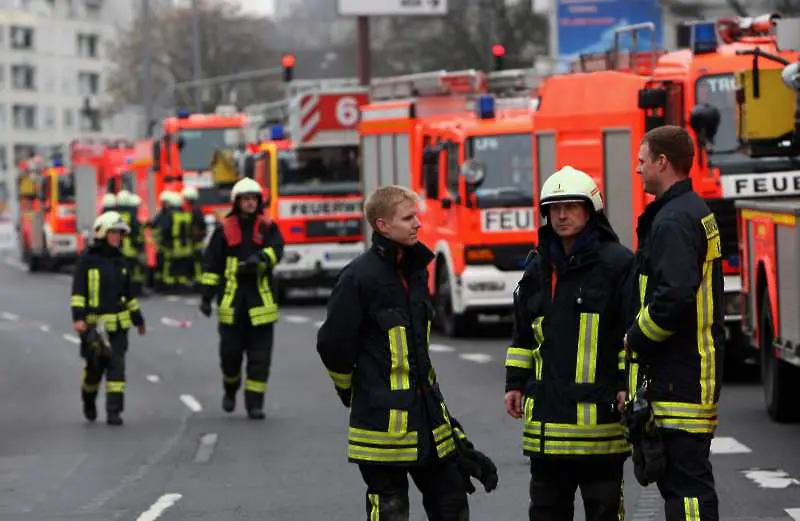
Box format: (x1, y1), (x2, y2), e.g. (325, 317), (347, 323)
(476, 95), (496, 119)
(270, 124), (286, 140)
(51, 157), (63, 167)
(692, 21), (718, 54)
(176, 109), (191, 119)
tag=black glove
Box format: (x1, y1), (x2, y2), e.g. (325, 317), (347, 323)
(336, 387), (351, 407)
(238, 253), (263, 275)
(199, 300), (212, 318)
(454, 435), (499, 494)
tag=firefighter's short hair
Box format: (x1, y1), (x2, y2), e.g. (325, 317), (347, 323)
(364, 185), (419, 230)
(642, 125), (694, 176)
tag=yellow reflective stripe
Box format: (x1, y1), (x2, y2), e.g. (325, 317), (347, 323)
(262, 247), (278, 266)
(249, 307), (279, 326)
(388, 409), (408, 435)
(655, 418), (717, 434)
(533, 347), (543, 380)
(171, 212), (193, 255)
(532, 316), (544, 346)
(347, 445), (418, 462)
(433, 423), (452, 442)
(218, 257), (238, 323)
(436, 437), (456, 458)
(368, 494), (380, 521)
(388, 326), (411, 391)
(524, 420), (625, 438)
(245, 379), (266, 393)
(639, 274), (647, 306)
(523, 438), (630, 456)
(348, 426), (418, 444)
(628, 357), (640, 400)
(652, 401), (717, 417)
(453, 427), (467, 440)
(202, 272), (220, 285)
(71, 295), (86, 307)
(576, 312), (599, 425)
(524, 396), (535, 423)
(223, 372), (241, 384)
(81, 369), (100, 392)
(697, 262), (716, 404)
(88, 268), (100, 308)
(701, 213), (722, 262)
(505, 347), (533, 369)
(426, 320), (431, 347)
(638, 305), (674, 342)
(106, 381), (125, 393)
(125, 299), (141, 312)
(617, 349), (626, 371)
(328, 370), (353, 390)
(684, 497), (701, 521)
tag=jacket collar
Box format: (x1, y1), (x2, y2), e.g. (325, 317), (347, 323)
(637, 178), (693, 240)
(371, 231), (434, 270)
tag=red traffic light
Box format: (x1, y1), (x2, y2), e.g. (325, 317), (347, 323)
(282, 54), (296, 68)
(492, 44), (506, 58)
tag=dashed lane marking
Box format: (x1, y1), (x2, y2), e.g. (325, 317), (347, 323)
(458, 353), (493, 364)
(742, 469), (800, 489)
(1, 311), (19, 321)
(710, 436), (752, 454)
(786, 508), (800, 521)
(429, 344), (456, 353)
(180, 394), (203, 413)
(193, 433), (218, 463)
(63, 333), (81, 345)
(39, 324), (50, 332)
(146, 374), (161, 383)
(165, 296), (181, 302)
(135, 493), (183, 521)
(284, 315), (311, 324)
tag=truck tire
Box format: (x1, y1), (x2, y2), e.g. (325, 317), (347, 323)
(760, 287), (800, 422)
(435, 262), (470, 338)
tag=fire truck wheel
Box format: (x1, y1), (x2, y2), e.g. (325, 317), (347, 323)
(760, 287), (800, 423)
(27, 255), (42, 273)
(435, 261), (470, 338)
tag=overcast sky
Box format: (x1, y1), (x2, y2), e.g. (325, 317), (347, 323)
(237, 0), (275, 16)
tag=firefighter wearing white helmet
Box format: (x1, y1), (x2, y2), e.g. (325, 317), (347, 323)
(101, 193), (117, 212)
(199, 176), (284, 420)
(181, 186), (207, 285)
(153, 189), (194, 293)
(115, 191), (145, 296)
(71, 211), (146, 426)
(505, 166), (633, 521)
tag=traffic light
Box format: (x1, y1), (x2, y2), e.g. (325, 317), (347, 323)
(282, 53), (296, 83)
(492, 44), (506, 71)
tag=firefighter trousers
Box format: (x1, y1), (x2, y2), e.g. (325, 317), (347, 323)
(219, 321), (274, 411)
(528, 457), (625, 521)
(358, 459), (469, 521)
(81, 331), (128, 413)
(656, 430), (719, 521)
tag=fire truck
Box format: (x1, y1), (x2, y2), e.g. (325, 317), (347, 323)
(16, 153), (80, 271)
(736, 17), (800, 421)
(531, 13), (799, 369)
(245, 79), (369, 300)
(359, 69), (538, 336)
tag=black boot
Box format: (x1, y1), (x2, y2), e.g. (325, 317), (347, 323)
(247, 408), (266, 420)
(107, 411), (123, 426)
(222, 392), (236, 413)
(82, 391), (97, 422)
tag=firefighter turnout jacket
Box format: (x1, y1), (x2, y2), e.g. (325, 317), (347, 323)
(626, 179), (724, 436)
(317, 233), (464, 466)
(505, 215), (633, 460)
(201, 212), (284, 326)
(70, 242), (144, 332)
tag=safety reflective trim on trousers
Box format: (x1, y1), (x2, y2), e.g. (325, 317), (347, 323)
(245, 379), (267, 393)
(523, 420), (626, 439)
(505, 346), (533, 369)
(388, 326), (411, 392)
(162, 259), (176, 284)
(201, 272), (220, 286)
(71, 295), (86, 308)
(683, 497), (701, 521)
(697, 262), (717, 405)
(348, 426), (418, 445)
(88, 268), (100, 308)
(368, 494), (380, 521)
(389, 409), (408, 435)
(262, 247), (278, 267)
(125, 299), (141, 312)
(328, 370), (353, 390)
(347, 445), (418, 463)
(532, 316), (544, 346)
(106, 381), (125, 393)
(638, 305), (674, 342)
(81, 369), (100, 393)
(575, 312), (599, 425)
(522, 438), (631, 456)
(223, 372), (241, 384)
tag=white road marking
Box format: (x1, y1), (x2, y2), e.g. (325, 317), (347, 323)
(284, 315), (311, 324)
(63, 334), (81, 345)
(176, 348), (184, 355)
(429, 343), (456, 353)
(193, 433), (219, 463)
(458, 353), (493, 364)
(4, 257), (26, 271)
(742, 469), (800, 488)
(166, 296), (181, 302)
(146, 374), (161, 383)
(135, 493), (182, 521)
(314, 320), (325, 328)
(1, 311), (19, 321)
(710, 436), (752, 454)
(180, 394), (203, 412)
(39, 324), (50, 333)
(786, 508), (800, 521)
(182, 297), (199, 306)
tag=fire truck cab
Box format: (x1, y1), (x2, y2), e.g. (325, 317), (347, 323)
(532, 13), (800, 368)
(360, 69), (538, 336)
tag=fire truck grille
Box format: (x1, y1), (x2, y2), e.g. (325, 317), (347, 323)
(305, 219), (361, 239)
(706, 198), (738, 260)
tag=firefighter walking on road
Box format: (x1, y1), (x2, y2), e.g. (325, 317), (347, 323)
(115, 190), (145, 297)
(505, 167), (633, 521)
(71, 211), (146, 426)
(181, 186), (207, 287)
(625, 125), (723, 521)
(317, 186), (498, 521)
(199, 177), (284, 420)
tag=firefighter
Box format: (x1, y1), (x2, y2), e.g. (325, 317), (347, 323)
(199, 177), (284, 420)
(504, 167), (632, 521)
(71, 211), (146, 426)
(626, 125), (722, 521)
(158, 191), (193, 293)
(101, 192), (117, 212)
(115, 190), (145, 297)
(181, 186), (207, 286)
(317, 185), (498, 521)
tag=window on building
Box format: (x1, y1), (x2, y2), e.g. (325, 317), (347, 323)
(63, 108), (74, 129)
(11, 64), (35, 90)
(10, 26), (34, 50)
(14, 144), (37, 163)
(0, 105), (6, 130)
(12, 105), (37, 130)
(0, 64), (5, 90)
(44, 106), (55, 130)
(80, 112), (101, 132)
(78, 72), (99, 96)
(0, 26), (5, 47)
(84, 0), (103, 18)
(0, 146), (8, 172)
(77, 33), (99, 58)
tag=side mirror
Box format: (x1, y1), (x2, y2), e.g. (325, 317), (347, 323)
(782, 62), (800, 92)
(689, 103), (721, 144)
(461, 159), (486, 189)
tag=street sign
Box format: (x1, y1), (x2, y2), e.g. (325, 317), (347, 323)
(338, 0), (447, 16)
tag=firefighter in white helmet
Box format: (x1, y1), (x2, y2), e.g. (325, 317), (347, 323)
(71, 211), (146, 426)
(181, 186), (207, 286)
(101, 193), (117, 212)
(199, 177), (284, 420)
(155, 190), (193, 293)
(115, 190), (145, 296)
(504, 166), (634, 521)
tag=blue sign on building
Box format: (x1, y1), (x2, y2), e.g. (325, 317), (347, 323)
(556, 0), (663, 70)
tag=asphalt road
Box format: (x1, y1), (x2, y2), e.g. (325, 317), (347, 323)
(0, 255), (798, 521)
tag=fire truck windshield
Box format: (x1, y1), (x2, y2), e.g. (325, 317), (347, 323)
(178, 128), (238, 171)
(277, 146), (360, 196)
(57, 173), (76, 203)
(466, 133), (534, 197)
(695, 74), (738, 153)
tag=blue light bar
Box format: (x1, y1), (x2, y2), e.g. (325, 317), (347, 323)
(693, 22), (718, 54)
(270, 125), (286, 140)
(176, 109), (191, 119)
(476, 95), (495, 119)
(51, 157), (63, 167)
